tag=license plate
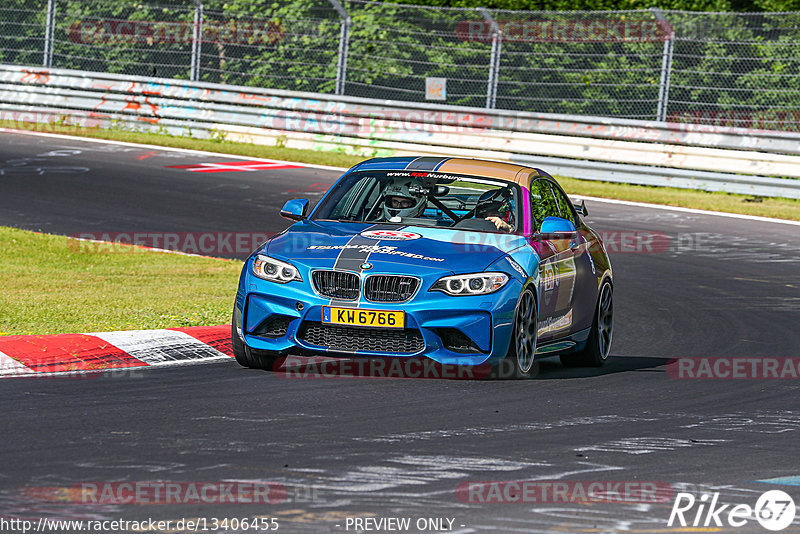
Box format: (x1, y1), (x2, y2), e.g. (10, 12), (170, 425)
(322, 306), (405, 329)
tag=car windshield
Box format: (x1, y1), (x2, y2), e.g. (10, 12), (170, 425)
(312, 170), (521, 233)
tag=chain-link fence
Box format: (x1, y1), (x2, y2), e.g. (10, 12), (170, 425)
(3, 0), (800, 129)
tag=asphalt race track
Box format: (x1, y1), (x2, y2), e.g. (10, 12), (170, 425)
(2, 131), (799, 533)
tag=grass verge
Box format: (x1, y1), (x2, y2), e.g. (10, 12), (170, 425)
(4, 121), (800, 221)
(557, 177), (800, 221)
(0, 227), (241, 336)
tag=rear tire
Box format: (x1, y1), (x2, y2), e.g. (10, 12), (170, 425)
(561, 282), (613, 367)
(492, 289), (538, 379)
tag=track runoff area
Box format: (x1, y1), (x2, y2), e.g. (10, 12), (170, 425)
(0, 130), (799, 533)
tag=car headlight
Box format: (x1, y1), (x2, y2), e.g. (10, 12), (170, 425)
(431, 272), (509, 296)
(252, 254), (302, 283)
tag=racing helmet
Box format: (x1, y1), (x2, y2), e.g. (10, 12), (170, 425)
(475, 188), (514, 224)
(382, 181), (427, 220)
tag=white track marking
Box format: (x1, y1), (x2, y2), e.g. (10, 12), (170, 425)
(91, 329), (229, 366)
(0, 349), (32, 377)
(576, 437), (728, 455)
(572, 194), (800, 226)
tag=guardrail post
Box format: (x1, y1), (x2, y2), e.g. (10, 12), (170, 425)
(328, 0), (350, 95)
(478, 8), (501, 109)
(651, 8), (674, 122)
(43, 0), (56, 67)
(190, 0), (204, 82)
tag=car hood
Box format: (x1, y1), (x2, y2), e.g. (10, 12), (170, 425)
(264, 220), (526, 274)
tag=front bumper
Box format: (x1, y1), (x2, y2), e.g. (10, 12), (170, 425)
(234, 268), (522, 367)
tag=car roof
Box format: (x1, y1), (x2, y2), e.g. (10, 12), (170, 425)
(348, 157), (548, 187)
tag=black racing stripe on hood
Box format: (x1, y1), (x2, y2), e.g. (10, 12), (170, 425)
(332, 223), (401, 272)
(327, 224), (403, 307)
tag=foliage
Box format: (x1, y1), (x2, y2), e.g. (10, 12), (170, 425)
(2, 0), (800, 125)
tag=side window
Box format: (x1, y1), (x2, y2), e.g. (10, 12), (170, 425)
(551, 183), (578, 225)
(529, 179), (560, 231)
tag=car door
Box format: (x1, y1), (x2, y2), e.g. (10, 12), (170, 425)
(528, 178), (577, 342)
(548, 181), (597, 336)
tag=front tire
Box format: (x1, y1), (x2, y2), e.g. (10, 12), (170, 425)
(561, 281), (613, 367)
(231, 316), (279, 370)
(231, 318), (250, 367)
(493, 289), (538, 379)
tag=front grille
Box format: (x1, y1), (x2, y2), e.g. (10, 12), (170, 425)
(251, 314), (293, 338)
(312, 270), (360, 300)
(365, 275), (420, 302)
(298, 322), (424, 353)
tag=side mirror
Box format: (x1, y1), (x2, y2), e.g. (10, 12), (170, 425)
(540, 216), (577, 236)
(280, 198), (309, 221)
(572, 199), (588, 217)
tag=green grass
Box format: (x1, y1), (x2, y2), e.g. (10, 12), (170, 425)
(0, 227), (241, 336)
(5, 120), (800, 221)
(556, 177), (800, 221)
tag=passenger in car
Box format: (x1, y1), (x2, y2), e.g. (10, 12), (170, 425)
(475, 194), (515, 233)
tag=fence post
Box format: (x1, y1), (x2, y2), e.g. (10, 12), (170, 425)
(190, 0), (204, 82)
(478, 8), (501, 109)
(651, 8), (674, 122)
(43, 0), (56, 67)
(328, 0), (350, 95)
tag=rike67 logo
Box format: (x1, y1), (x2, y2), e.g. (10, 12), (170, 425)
(360, 230), (421, 241)
(669, 490), (796, 531)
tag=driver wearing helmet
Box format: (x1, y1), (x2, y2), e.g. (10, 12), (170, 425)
(475, 189), (515, 233)
(382, 181), (427, 221)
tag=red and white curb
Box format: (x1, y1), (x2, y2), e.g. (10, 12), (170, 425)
(0, 325), (233, 377)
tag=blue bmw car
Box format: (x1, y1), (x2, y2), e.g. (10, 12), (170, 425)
(232, 157), (613, 378)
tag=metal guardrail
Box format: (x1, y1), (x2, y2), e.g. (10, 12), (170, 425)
(1, 64), (799, 199)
